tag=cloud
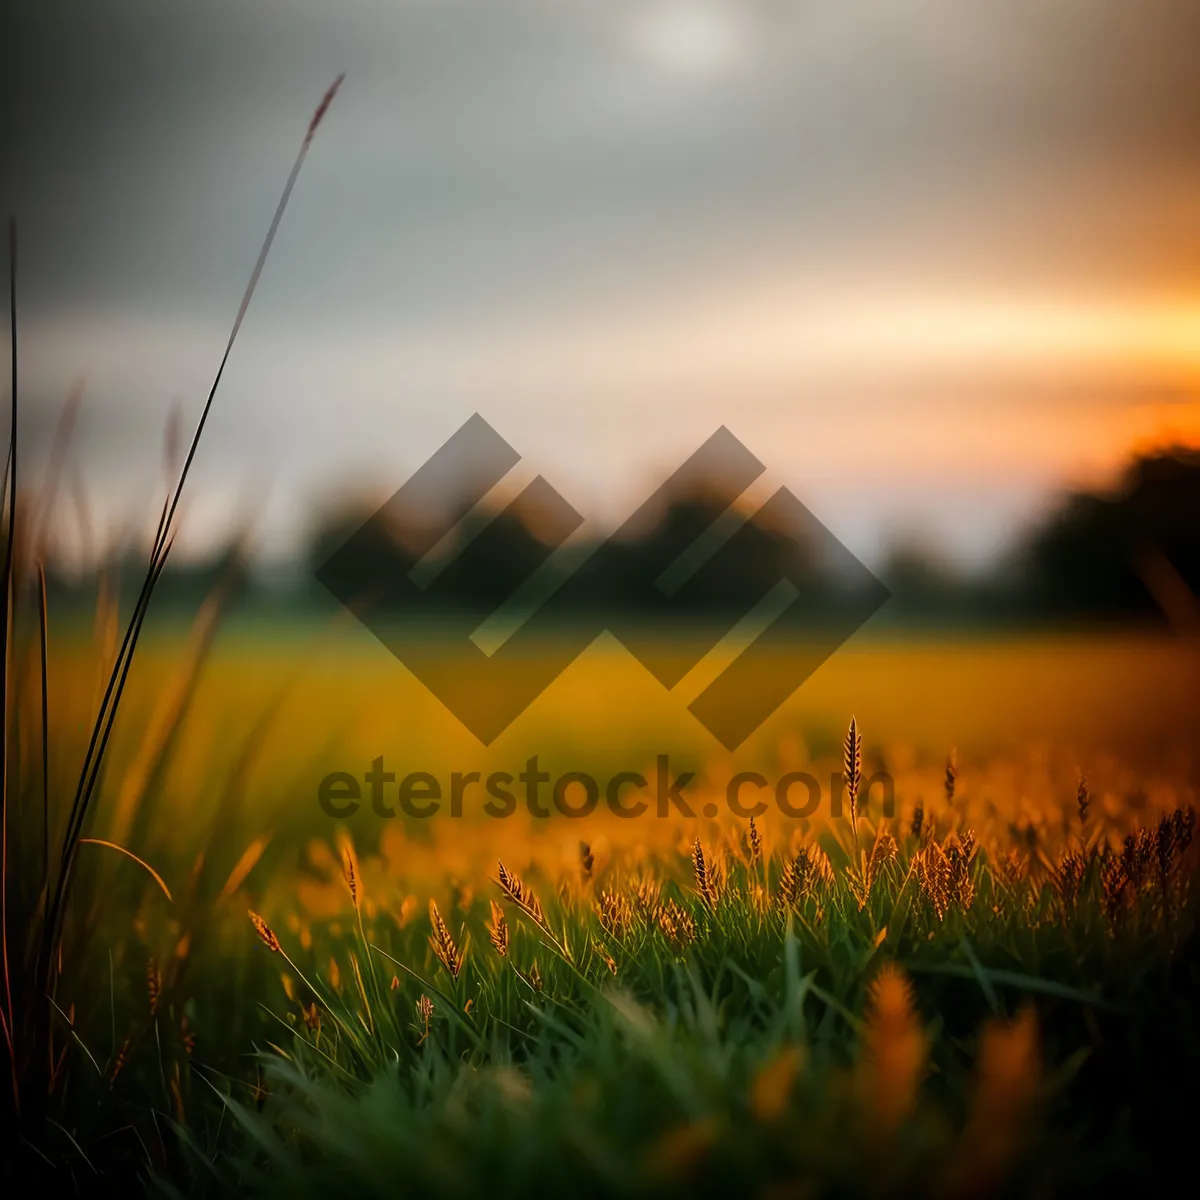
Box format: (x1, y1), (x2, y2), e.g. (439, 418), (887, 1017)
(5, 0), (1199, 565)
(7, 0), (1199, 320)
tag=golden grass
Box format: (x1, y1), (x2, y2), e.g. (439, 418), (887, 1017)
(17, 627), (1195, 950)
(40, 629), (1196, 795)
(858, 963), (926, 1140)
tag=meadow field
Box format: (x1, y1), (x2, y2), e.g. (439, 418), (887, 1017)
(5, 615), (1199, 1196)
(12, 4), (1200, 1192)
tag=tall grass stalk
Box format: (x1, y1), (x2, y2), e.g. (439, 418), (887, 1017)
(1, 74), (344, 1119)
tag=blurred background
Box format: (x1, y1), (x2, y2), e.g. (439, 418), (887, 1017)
(3, 0), (1200, 1067)
(4, 0), (1199, 724)
(6, 9), (1200, 1186)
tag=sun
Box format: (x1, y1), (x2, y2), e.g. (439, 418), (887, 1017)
(628, 0), (755, 79)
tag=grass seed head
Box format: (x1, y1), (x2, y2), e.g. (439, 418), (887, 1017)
(302, 1001), (321, 1035)
(306, 73), (345, 144)
(859, 963), (926, 1139)
(1054, 851), (1086, 913)
(778, 856), (801, 909)
(866, 832), (898, 890)
(658, 898), (697, 956)
(416, 994), (434, 1041)
(944, 830), (977, 910)
(633, 875), (661, 919)
(1121, 828), (1154, 890)
(1155, 810), (1181, 879)
(944, 750), (958, 804)
(955, 1006), (1041, 1189)
(497, 860), (546, 926)
(1099, 847), (1128, 925)
(691, 840), (724, 910)
(844, 716), (863, 821)
(338, 840), (359, 910)
(249, 910), (281, 953)
(993, 848), (1026, 889)
(597, 888), (633, 939)
(751, 1045), (804, 1123)
(911, 800), (925, 842)
(779, 846), (832, 910)
(745, 816), (763, 867)
(486, 899), (509, 957)
(915, 844), (952, 921)
(777, 854), (796, 907)
(428, 899), (463, 979)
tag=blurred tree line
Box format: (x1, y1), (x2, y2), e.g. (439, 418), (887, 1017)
(39, 444), (1200, 630)
(872, 445), (1200, 629)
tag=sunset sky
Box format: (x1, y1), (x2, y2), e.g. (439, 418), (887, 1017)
(6, 0), (1200, 572)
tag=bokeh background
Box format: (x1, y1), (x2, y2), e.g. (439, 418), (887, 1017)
(4, 13), (1200, 1189)
(6, 0), (1199, 579)
(4, 0), (1199, 809)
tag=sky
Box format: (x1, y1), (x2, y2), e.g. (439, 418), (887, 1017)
(5, 0), (1200, 574)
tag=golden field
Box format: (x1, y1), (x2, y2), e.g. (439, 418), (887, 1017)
(37, 623), (1200, 909)
(8, 614), (1199, 1195)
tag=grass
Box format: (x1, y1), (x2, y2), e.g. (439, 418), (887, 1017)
(6, 72), (1200, 1199)
(5, 625), (1200, 1197)
(8, 542), (1200, 1198)
(0, 75), (345, 1187)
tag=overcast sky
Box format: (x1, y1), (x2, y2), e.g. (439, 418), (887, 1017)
(5, 0), (1200, 571)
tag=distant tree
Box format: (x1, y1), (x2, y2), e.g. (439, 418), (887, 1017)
(305, 488), (399, 578)
(1020, 446), (1200, 621)
(878, 536), (961, 614)
(306, 487), (590, 614)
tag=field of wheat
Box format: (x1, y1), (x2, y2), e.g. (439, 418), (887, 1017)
(2, 614), (1197, 1197)
(5, 68), (1200, 1198)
